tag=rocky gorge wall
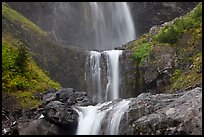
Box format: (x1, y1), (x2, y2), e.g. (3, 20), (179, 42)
(2, 5), (89, 92)
(121, 3), (202, 97)
(3, 87), (202, 135)
(2, 3), (202, 135)
(7, 2), (198, 50)
(3, 2), (202, 100)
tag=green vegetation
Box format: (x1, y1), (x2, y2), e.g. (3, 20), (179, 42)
(2, 35), (60, 108)
(154, 2), (202, 44)
(130, 3), (202, 93)
(170, 52), (202, 91)
(2, 2), (47, 36)
(155, 26), (179, 44)
(132, 42), (152, 64)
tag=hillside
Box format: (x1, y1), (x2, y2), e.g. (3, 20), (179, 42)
(6, 2), (198, 50)
(2, 2), (202, 135)
(2, 2), (60, 110)
(122, 2), (202, 96)
(2, 2), (88, 93)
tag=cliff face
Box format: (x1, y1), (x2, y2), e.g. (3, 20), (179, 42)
(2, 3), (89, 92)
(7, 2), (198, 50)
(129, 2), (198, 37)
(121, 3), (202, 97)
(2, 3), (202, 135)
(3, 2), (201, 99)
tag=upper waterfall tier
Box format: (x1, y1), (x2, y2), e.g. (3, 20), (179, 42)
(89, 2), (136, 50)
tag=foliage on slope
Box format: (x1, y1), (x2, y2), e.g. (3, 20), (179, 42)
(2, 4), (60, 108)
(2, 2), (47, 36)
(2, 33), (60, 109)
(2, 2), (88, 93)
(128, 3), (202, 93)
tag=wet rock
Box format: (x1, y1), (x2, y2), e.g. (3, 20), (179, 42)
(57, 88), (74, 103)
(18, 119), (70, 135)
(68, 92), (96, 106)
(33, 92), (44, 100)
(8, 88), (93, 135)
(42, 100), (78, 130)
(43, 101), (65, 123)
(149, 25), (161, 36)
(42, 88), (58, 105)
(119, 87), (202, 135)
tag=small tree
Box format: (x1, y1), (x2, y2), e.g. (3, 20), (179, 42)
(15, 44), (29, 73)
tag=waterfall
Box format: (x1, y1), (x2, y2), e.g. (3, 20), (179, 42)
(89, 50), (123, 103)
(76, 2), (135, 135)
(104, 50), (123, 101)
(90, 51), (103, 102)
(74, 99), (130, 135)
(89, 2), (136, 50)
(88, 2), (135, 101)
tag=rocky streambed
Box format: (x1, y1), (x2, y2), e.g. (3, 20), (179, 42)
(2, 87), (202, 135)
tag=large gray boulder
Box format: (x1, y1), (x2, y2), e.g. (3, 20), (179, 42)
(119, 87), (202, 135)
(18, 119), (71, 135)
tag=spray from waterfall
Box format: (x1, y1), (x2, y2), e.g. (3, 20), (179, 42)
(76, 2), (135, 135)
(89, 2), (135, 50)
(74, 99), (130, 135)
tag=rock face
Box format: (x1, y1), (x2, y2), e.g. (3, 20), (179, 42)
(119, 87), (202, 135)
(2, 88), (96, 135)
(121, 3), (202, 96)
(18, 119), (69, 135)
(129, 2), (198, 37)
(7, 2), (198, 50)
(2, 11), (89, 91)
(2, 87), (202, 135)
(121, 49), (144, 98)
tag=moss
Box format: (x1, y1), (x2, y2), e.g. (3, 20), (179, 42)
(127, 3), (202, 94)
(154, 2), (202, 45)
(2, 35), (60, 109)
(11, 91), (42, 108)
(127, 33), (150, 49)
(2, 2), (47, 36)
(155, 26), (179, 44)
(132, 42), (152, 65)
(170, 52), (202, 91)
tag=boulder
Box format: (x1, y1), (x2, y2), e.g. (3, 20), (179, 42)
(18, 119), (71, 135)
(118, 87), (202, 135)
(57, 88), (74, 103)
(42, 88), (58, 105)
(68, 92), (97, 106)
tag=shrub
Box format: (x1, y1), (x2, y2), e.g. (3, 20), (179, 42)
(15, 44), (30, 73)
(155, 26), (179, 44)
(132, 42), (152, 64)
(191, 3), (202, 19)
(2, 36), (60, 108)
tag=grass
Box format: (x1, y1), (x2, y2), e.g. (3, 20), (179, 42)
(154, 2), (202, 44)
(132, 42), (152, 65)
(170, 52), (202, 91)
(2, 35), (60, 108)
(2, 2), (47, 36)
(129, 3), (202, 93)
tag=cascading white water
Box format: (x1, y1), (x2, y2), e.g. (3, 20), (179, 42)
(74, 100), (130, 135)
(89, 50), (123, 102)
(89, 2), (136, 50)
(77, 2), (135, 135)
(74, 102), (110, 135)
(104, 50), (123, 101)
(90, 51), (103, 102)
